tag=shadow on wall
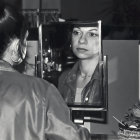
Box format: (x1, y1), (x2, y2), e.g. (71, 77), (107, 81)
(90, 40), (139, 134)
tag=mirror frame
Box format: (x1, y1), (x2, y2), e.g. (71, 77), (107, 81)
(36, 20), (108, 123)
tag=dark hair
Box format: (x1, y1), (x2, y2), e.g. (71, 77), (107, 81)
(0, 3), (28, 58)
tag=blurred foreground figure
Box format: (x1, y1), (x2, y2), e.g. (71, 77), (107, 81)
(0, 3), (90, 140)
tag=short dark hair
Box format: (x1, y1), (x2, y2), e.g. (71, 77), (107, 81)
(0, 3), (28, 58)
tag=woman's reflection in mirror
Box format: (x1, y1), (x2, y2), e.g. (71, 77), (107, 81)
(58, 24), (103, 106)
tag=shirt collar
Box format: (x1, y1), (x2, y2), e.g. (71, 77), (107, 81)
(67, 61), (99, 80)
(0, 60), (16, 72)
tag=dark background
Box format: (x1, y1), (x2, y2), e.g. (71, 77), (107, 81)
(2, 0), (140, 39)
(1, 0), (140, 134)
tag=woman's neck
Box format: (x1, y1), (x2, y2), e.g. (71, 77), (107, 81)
(79, 55), (99, 76)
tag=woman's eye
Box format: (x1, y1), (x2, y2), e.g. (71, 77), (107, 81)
(88, 32), (98, 37)
(72, 30), (81, 36)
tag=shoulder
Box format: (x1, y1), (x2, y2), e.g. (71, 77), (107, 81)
(59, 69), (71, 80)
(19, 73), (61, 101)
(59, 61), (79, 81)
(58, 69), (71, 93)
(7, 71), (53, 93)
(21, 72), (52, 88)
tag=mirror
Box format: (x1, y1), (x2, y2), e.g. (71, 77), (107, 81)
(59, 21), (103, 106)
(36, 20), (108, 123)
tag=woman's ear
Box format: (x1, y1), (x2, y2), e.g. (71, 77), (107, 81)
(11, 38), (20, 53)
(10, 38), (21, 63)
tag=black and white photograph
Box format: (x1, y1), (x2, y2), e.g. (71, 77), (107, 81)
(0, 0), (140, 139)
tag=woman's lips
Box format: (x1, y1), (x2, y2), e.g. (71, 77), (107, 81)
(76, 48), (88, 52)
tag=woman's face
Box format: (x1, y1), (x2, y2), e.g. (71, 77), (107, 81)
(71, 27), (99, 59)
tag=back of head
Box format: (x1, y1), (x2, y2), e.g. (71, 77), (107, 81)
(0, 3), (27, 59)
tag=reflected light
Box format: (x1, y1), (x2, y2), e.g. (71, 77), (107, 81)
(108, 57), (118, 85)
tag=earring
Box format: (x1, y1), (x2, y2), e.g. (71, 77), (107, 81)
(21, 46), (27, 60)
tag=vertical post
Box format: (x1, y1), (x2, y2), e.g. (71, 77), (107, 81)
(37, 0), (42, 27)
(98, 20), (104, 108)
(98, 20), (102, 61)
(103, 55), (108, 109)
(138, 41), (140, 102)
(38, 24), (43, 78)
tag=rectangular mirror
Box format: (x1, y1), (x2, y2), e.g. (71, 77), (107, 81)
(36, 20), (108, 123)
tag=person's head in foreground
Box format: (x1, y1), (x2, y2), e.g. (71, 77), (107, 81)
(0, 3), (90, 140)
(0, 3), (28, 66)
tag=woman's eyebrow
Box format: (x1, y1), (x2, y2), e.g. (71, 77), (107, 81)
(89, 28), (98, 31)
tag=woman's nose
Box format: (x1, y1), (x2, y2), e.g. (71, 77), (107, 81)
(78, 34), (87, 44)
